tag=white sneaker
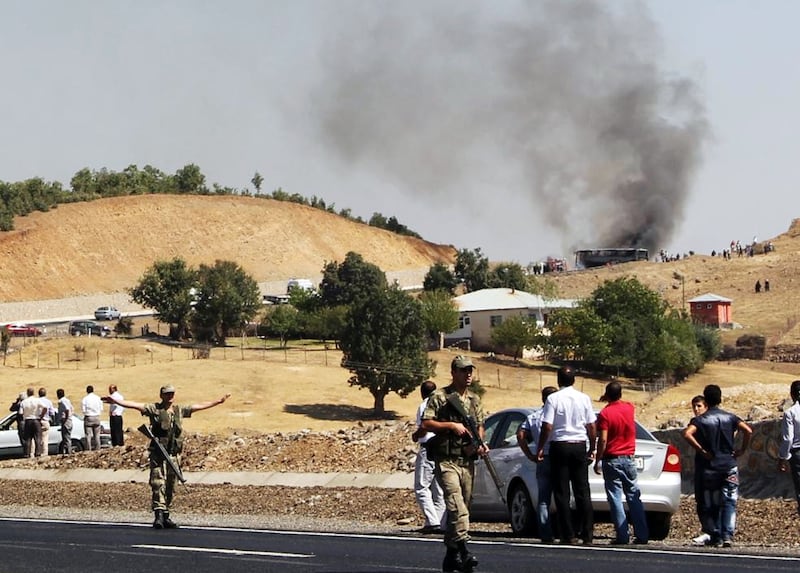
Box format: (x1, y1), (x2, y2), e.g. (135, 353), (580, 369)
(692, 533), (711, 546)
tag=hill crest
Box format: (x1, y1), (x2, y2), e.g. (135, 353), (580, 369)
(0, 194), (456, 302)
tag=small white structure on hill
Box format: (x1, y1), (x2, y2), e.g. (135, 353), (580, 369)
(445, 288), (577, 352)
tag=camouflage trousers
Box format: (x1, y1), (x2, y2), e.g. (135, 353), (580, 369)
(434, 458), (474, 548)
(149, 452), (181, 511)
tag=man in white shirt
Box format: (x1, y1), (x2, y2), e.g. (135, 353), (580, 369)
(81, 385), (104, 451)
(778, 380), (800, 515)
(19, 388), (43, 457)
(37, 387), (54, 457)
(411, 380), (446, 533)
(57, 388), (74, 455)
(537, 365), (597, 545)
(108, 384), (125, 446)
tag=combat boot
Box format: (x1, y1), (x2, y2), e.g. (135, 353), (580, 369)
(442, 547), (463, 572)
(162, 511), (179, 529)
(153, 509), (165, 529)
(457, 541), (478, 572)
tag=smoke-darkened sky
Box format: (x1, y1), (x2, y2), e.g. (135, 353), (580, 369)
(1, 1), (799, 263)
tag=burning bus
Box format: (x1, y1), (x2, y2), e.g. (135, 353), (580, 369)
(574, 248), (649, 269)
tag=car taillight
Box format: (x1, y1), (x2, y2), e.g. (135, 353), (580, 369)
(662, 444), (682, 473)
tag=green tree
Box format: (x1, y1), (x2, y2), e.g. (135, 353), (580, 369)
(419, 289), (459, 349)
(128, 258), (198, 340)
(454, 248), (490, 292)
(423, 262), (457, 294)
(192, 260), (261, 345)
(173, 163), (207, 194)
(319, 251), (387, 307)
(263, 304), (299, 347)
(299, 305), (348, 345)
(489, 315), (540, 360)
(251, 171), (264, 193)
(544, 305), (611, 365)
(339, 286), (433, 416)
(694, 323), (723, 362)
(525, 274), (560, 299)
(587, 277), (668, 376)
(489, 262), (528, 290)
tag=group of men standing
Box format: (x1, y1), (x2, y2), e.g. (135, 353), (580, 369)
(414, 359), (763, 571)
(9, 384), (126, 456)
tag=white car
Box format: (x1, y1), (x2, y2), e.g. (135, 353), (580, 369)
(0, 412), (111, 457)
(94, 306), (121, 320)
(469, 407), (682, 540)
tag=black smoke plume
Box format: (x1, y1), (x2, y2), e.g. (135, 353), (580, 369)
(309, 1), (709, 254)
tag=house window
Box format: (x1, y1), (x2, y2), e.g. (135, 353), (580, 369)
(458, 316), (471, 329)
(707, 304), (713, 309)
(490, 315), (503, 327)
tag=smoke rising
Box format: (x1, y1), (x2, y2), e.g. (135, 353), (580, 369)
(309, 1), (708, 255)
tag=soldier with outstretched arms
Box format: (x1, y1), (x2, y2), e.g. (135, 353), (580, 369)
(421, 355), (487, 573)
(103, 384), (230, 529)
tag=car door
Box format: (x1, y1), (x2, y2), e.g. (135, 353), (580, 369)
(471, 412), (506, 518)
(472, 411), (528, 518)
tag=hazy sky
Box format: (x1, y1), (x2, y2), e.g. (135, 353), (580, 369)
(2, 1), (798, 263)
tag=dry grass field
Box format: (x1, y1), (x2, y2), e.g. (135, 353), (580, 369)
(2, 197), (800, 435)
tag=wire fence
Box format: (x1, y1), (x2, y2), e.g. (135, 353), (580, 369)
(1, 342), (341, 370)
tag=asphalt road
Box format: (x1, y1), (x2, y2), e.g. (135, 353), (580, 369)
(2, 518), (799, 573)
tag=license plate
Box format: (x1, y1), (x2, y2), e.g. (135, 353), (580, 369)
(635, 456), (644, 471)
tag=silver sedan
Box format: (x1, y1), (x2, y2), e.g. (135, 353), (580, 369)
(469, 407), (682, 540)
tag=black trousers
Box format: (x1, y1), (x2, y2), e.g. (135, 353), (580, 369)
(110, 415), (124, 446)
(789, 449), (800, 515)
(549, 441), (594, 542)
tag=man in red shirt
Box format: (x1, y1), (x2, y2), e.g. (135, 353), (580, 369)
(593, 381), (648, 545)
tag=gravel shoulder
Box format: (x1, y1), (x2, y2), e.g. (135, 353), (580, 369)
(1, 422), (800, 554)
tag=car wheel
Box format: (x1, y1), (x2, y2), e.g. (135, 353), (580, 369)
(645, 511), (672, 540)
(508, 483), (537, 536)
(71, 439), (85, 453)
(72, 331), (81, 336)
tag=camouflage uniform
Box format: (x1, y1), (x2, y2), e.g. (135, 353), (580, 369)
(422, 384), (485, 550)
(142, 402), (192, 513)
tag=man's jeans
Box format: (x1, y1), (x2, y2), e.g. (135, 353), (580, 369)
(701, 467), (739, 542)
(536, 456), (553, 541)
(601, 456), (648, 543)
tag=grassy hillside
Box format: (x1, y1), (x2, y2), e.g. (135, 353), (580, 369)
(0, 194), (456, 302)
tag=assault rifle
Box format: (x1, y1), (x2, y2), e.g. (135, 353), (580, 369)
(138, 424), (188, 491)
(446, 394), (506, 505)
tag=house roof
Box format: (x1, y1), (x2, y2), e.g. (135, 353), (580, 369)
(687, 293), (733, 303)
(454, 288), (577, 312)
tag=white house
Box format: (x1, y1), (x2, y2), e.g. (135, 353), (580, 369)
(445, 288), (577, 352)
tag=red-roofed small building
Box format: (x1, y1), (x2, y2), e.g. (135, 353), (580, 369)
(688, 293), (733, 327)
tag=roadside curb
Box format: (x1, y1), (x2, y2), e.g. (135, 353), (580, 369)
(0, 468), (414, 489)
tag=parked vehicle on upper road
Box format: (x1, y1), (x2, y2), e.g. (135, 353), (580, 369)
(94, 306), (121, 320)
(69, 320), (111, 337)
(3, 323), (43, 337)
(0, 412), (111, 457)
(469, 407), (682, 540)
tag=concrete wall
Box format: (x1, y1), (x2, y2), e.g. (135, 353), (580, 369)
(654, 418), (794, 499)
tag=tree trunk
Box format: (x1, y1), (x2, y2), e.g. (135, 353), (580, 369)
(438, 331), (444, 351)
(372, 392), (386, 417)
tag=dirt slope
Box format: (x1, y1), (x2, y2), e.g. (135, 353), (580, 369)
(0, 195), (456, 302)
(546, 219), (800, 346)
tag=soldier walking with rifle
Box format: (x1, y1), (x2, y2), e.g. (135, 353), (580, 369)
(103, 384), (230, 529)
(421, 355), (487, 573)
